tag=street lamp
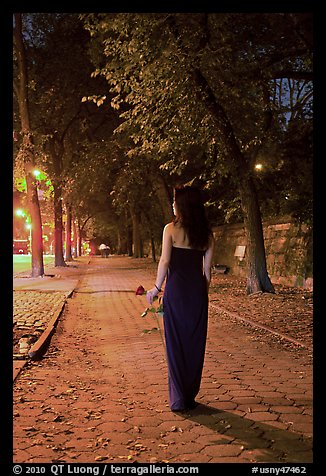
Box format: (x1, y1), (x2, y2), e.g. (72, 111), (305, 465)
(15, 209), (26, 217)
(25, 223), (32, 252)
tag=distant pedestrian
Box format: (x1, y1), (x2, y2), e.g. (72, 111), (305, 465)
(99, 243), (107, 258)
(146, 185), (214, 412)
(104, 245), (110, 258)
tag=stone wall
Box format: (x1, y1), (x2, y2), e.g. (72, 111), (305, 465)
(212, 216), (313, 289)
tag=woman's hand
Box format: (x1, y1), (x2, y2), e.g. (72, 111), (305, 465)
(146, 287), (159, 305)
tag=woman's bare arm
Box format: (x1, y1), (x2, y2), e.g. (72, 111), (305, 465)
(204, 235), (215, 291)
(146, 223), (173, 304)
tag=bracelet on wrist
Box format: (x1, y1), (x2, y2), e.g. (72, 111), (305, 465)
(154, 284), (161, 292)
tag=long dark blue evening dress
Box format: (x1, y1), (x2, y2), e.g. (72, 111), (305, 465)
(163, 246), (208, 411)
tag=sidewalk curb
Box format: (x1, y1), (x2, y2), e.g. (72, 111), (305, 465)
(13, 361), (27, 382)
(13, 289), (75, 382)
(13, 258), (90, 383)
(28, 289), (74, 360)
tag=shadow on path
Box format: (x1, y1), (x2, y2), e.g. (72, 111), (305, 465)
(183, 403), (312, 463)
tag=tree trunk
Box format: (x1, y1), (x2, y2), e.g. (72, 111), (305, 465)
(72, 218), (78, 257)
(239, 175), (275, 294)
(130, 205), (142, 257)
(77, 219), (82, 256)
(25, 163), (44, 277)
(117, 226), (127, 254)
(48, 134), (67, 267)
(127, 225), (133, 257)
(125, 209), (133, 256)
(193, 66), (275, 293)
(192, 73), (274, 293)
(152, 174), (173, 223)
(65, 204), (73, 261)
(14, 13), (44, 277)
(167, 16), (275, 294)
(117, 229), (122, 254)
(127, 228), (133, 256)
(150, 234), (156, 263)
(143, 211), (157, 262)
(53, 182), (66, 266)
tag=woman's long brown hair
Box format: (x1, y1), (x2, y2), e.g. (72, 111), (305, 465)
(173, 186), (212, 250)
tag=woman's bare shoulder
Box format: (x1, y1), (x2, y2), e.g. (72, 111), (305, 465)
(164, 222), (175, 232)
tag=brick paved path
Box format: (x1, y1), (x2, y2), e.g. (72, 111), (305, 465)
(13, 256), (313, 464)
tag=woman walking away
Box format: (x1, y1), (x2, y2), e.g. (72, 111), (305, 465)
(146, 185), (214, 412)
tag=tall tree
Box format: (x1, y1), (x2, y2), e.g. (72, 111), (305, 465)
(23, 13), (108, 266)
(13, 13), (44, 277)
(82, 12), (312, 293)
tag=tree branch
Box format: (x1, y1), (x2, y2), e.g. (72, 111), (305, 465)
(166, 15), (245, 176)
(267, 70), (313, 81)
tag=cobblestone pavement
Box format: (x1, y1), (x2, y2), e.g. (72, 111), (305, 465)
(13, 291), (71, 357)
(13, 261), (85, 378)
(13, 256), (313, 465)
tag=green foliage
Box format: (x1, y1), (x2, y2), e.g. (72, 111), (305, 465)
(82, 13), (313, 226)
(13, 13), (313, 249)
(257, 115), (312, 224)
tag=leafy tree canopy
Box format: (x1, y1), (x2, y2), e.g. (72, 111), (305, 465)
(82, 12), (312, 224)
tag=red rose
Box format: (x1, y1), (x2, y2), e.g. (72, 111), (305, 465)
(136, 285), (146, 296)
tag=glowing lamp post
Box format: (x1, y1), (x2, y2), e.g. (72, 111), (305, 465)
(16, 209), (26, 218)
(15, 209), (31, 248)
(26, 223), (32, 250)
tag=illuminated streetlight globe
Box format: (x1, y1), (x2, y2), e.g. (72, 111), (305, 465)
(15, 209), (26, 217)
(255, 163), (263, 171)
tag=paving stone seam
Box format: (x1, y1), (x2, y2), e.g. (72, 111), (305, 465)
(210, 302), (312, 350)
